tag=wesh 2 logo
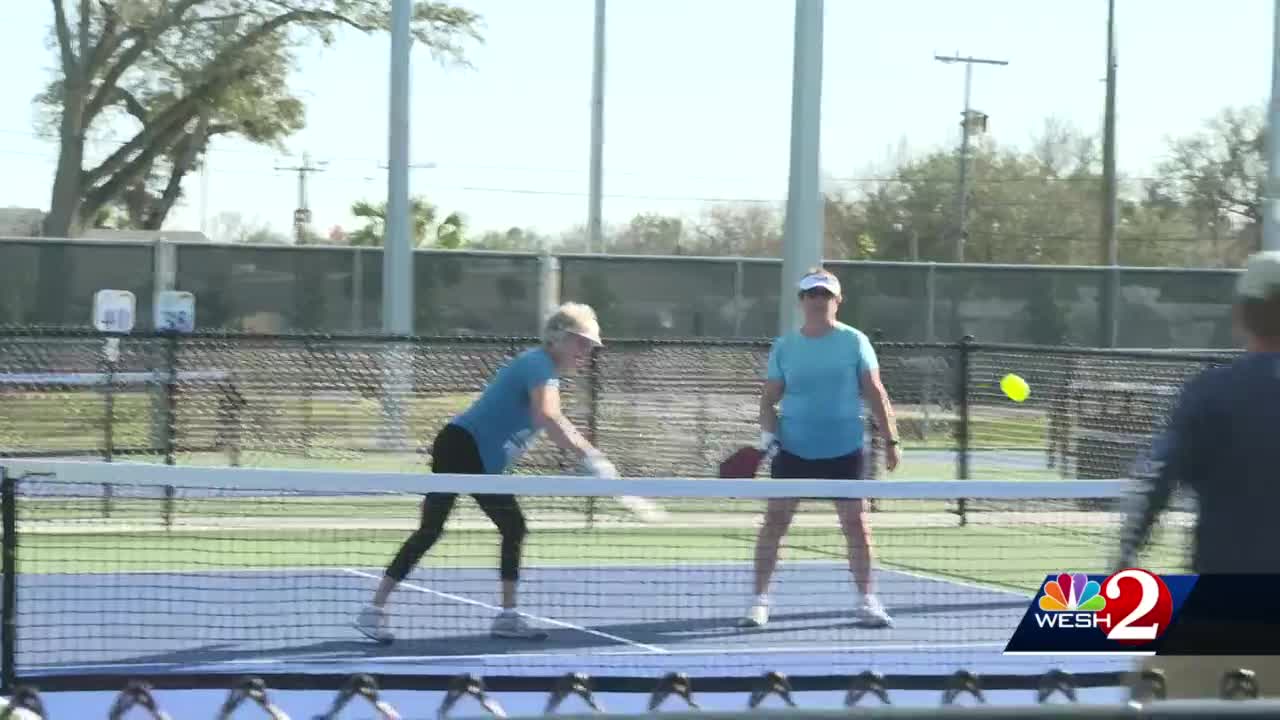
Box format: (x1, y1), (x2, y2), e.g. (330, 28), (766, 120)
(1033, 568), (1174, 646)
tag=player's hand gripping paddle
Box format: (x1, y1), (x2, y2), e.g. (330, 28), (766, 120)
(719, 447), (764, 478)
(719, 432), (778, 478)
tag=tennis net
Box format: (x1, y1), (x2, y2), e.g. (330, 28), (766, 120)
(0, 459), (1192, 693)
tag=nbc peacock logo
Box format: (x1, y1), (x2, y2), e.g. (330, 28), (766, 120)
(1039, 572), (1106, 612)
(1034, 571), (1109, 630)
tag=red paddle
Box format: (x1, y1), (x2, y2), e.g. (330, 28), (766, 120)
(719, 446), (765, 479)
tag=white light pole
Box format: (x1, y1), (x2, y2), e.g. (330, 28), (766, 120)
(779, 0), (825, 334)
(587, 0), (606, 254)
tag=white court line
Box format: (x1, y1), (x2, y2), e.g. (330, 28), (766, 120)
(341, 567), (668, 655)
(22, 559), (853, 577)
(274, 640), (1011, 665)
(875, 565), (1036, 599)
(23, 641), (1009, 673)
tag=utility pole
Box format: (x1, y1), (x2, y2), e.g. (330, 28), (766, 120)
(587, 0), (606, 254)
(934, 53), (1008, 262)
(1265, 0), (1280, 251)
(1100, 0), (1120, 347)
(276, 151), (328, 244)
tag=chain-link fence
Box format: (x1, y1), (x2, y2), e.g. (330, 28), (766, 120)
(0, 329), (1241, 492)
(0, 238), (1247, 348)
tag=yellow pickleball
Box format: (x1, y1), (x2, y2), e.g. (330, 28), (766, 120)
(1001, 373), (1030, 403)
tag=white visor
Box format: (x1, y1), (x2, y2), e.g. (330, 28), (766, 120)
(797, 273), (841, 296)
(570, 327), (604, 347)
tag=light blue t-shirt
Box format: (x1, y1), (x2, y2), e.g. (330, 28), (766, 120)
(766, 323), (878, 460)
(452, 347), (559, 474)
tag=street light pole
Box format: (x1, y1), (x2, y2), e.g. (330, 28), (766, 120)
(587, 0), (606, 254)
(935, 53), (1008, 263)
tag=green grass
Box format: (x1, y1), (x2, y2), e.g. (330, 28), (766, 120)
(898, 408), (1052, 451)
(14, 504), (1190, 599)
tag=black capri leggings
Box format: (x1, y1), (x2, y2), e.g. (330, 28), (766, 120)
(384, 423), (528, 582)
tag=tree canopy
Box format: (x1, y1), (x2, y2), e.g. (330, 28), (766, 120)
(40, 0), (483, 237)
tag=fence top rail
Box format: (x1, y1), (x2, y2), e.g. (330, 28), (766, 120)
(0, 327), (1251, 360)
(966, 341), (1242, 363)
(0, 236), (1247, 274)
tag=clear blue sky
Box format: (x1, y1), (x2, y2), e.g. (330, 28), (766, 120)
(0, 0), (1272, 240)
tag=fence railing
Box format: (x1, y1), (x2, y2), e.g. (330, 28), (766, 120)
(1, 669), (1279, 717)
(0, 237), (1246, 348)
(0, 328), (1241, 491)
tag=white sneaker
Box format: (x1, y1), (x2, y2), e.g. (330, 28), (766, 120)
(490, 611), (549, 640)
(619, 496), (670, 522)
(355, 604), (394, 644)
(854, 595), (893, 628)
(738, 600), (770, 628)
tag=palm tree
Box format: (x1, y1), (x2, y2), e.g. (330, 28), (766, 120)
(347, 196), (467, 248)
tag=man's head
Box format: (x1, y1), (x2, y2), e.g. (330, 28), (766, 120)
(1235, 251), (1280, 350)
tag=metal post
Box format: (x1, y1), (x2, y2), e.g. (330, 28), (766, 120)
(587, 0), (606, 254)
(1, 468), (16, 693)
(779, 0), (825, 334)
(957, 63), (973, 263)
(536, 251), (561, 329)
(163, 333), (178, 465)
(1265, 0), (1280, 251)
(922, 263), (937, 439)
(381, 0), (414, 450)
(934, 54), (1009, 263)
(385, 0), (413, 335)
(1100, 0), (1121, 346)
(733, 260), (745, 336)
(351, 249), (363, 332)
(956, 335), (974, 526)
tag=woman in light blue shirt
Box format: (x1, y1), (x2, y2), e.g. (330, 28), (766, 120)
(741, 268), (901, 629)
(356, 303), (626, 644)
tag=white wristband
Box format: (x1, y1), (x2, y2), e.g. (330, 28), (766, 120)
(759, 431), (777, 452)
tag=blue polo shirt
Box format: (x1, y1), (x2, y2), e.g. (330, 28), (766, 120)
(452, 347), (559, 474)
(1119, 352), (1280, 573)
(766, 323), (878, 460)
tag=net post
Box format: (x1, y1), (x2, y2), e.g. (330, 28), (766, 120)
(101, 332), (116, 463)
(956, 335), (975, 526)
(163, 331), (179, 466)
(867, 329), (885, 511)
(163, 484), (176, 529)
(585, 344), (602, 528)
(1, 467), (17, 693)
(301, 336), (316, 459)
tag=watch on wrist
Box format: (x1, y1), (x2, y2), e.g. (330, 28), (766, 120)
(885, 437), (900, 447)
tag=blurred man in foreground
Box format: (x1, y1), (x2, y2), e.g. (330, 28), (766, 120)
(1118, 251), (1280, 699)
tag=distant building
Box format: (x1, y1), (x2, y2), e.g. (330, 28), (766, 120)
(0, 208), (211, 242)
(0, 208), (43, 237)
(83, 229), (210, 243)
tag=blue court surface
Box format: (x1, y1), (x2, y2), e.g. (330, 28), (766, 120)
(12, 561), (1137, 714)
